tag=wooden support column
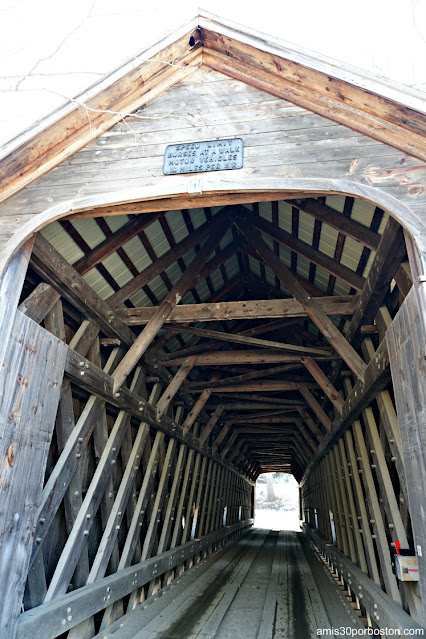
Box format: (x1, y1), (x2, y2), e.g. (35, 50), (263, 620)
(361, 336), (407, 500)
(344, 379), (401, 604)
(184, 454), (205, 544)
(170, 449), (197, 550)
(337, 439), (368, 574)
(112, 215), (231, 392)
(31, 349), (122, 562)
(44, 363), (148, 602)
(197, 460), (214, 537)
(331, 446), (355, 560)
(324, 454), (344, 552)
(43, 302), (92, 598)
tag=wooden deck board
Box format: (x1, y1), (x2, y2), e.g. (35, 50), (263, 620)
(93, 528), (359, 639)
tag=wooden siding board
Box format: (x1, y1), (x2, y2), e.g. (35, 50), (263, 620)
(387, 287), (426, 622)
(0, 311), (67, 639)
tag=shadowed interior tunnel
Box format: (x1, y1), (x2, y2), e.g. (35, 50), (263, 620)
(3, 194), (423, 638)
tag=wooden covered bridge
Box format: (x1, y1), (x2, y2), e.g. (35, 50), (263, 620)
(0, 12), (426, 638)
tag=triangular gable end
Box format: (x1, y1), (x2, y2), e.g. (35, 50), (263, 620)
(1, 11), (425, 209)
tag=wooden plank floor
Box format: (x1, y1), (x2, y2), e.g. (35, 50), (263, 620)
(95, 529), (364, 639)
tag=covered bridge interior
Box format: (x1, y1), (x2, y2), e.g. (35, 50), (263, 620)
(1, 12), (426, 639)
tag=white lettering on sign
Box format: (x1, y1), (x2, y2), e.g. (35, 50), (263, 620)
(163, 139), (244, 175)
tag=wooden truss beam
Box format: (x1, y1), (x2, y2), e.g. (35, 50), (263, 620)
(190, 380), (318, 393)
(346, 216), (406, 346)
(163, 350), (336, 366)
(118, 295), (357, 325)
(72, 212), (162, 275)
(188, 363), (303, 390)
(64, 344), (251, 480)
(300, 336), (391, 485)
(112, 213), (231, 391)
(108, 214), (236, 308)
(234, 218), (366, 381)
(31, 234), (135, 347)
(164, 322), (332, 356)
(252, 214), (366, 291)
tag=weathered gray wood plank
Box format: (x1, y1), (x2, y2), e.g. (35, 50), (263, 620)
(0, 311), (67, 639)
(387, 286), (426, 624)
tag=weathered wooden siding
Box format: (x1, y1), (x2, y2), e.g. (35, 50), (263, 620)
(0, 310), (68, 637)
(0, 67), (425, 253)
(387, 285), (426, 615)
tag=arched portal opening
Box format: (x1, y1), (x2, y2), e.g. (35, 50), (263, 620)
(2, 188), (426, 636)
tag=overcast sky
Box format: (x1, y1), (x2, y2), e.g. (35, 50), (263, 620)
(1, 0), (425, 147)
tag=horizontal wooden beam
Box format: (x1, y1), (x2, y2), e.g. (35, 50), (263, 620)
(233, 415), (298, 424)
(164, 323), (332, 356)
(207, 404), (303, 415)
(64, 192), (308, 220)
(188, 363), (303, 390)
(209, 394), (306, 406)
(17, 520), (253, 639)
(163, 350), (336, 366)
(190, 380), (318, 393)
(119, 295), (358, 325)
